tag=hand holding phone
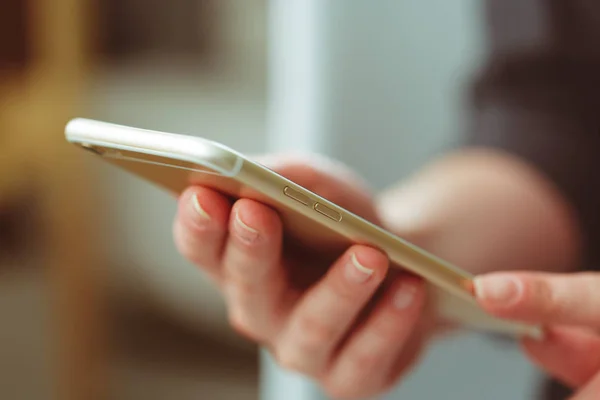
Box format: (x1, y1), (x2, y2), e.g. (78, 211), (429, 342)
(66, 118), (543, 399)
(172, 154), (432, 398)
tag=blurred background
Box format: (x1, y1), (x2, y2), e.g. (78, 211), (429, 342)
(0, 1), (543, 399)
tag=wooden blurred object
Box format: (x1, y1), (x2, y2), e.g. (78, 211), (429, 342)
(0, 1), (107, 399)
(98, 0), (217, 58)
(93, 0), (221, 70)
(0, 0), (30, 74)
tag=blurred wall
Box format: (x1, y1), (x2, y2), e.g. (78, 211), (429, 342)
(325, 0), (482, 187)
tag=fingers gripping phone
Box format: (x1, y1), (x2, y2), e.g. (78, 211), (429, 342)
(65, 118), (542, 339)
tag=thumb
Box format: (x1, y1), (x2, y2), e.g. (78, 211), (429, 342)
(473, 271), (600, 329)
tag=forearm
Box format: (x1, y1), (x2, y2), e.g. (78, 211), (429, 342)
(376, 148), (580, 276)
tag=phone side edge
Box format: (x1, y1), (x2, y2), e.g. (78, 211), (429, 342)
(235, 158), (542, 338)
(65, 118), (243, 177)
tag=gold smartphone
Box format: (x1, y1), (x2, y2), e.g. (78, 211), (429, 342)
(65, 118), (542, 339)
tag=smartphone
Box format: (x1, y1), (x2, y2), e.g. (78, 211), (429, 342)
(65, 118), (542, 339)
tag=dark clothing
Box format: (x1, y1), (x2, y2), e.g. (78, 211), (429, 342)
(466, 1), (600, 398)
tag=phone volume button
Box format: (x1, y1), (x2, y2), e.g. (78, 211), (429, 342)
(314, 203), (342, 222)
(283, 186), (311, 206)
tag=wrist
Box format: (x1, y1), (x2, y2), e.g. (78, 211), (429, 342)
(376, 147), (581, 275)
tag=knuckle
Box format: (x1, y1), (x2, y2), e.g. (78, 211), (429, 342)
(271, 325), (332, 377)
(333, 285), (361, 304)
(327, 277), (367, 305)
(296, 314), (338, 346)
(528, 278), (558, 319)
(346, 348), (382, 372)
(227, 276), (258, 298)
(273, 345), (303, 372)
(323, 382), (357, 400)
(542, 291), (561, 320)
(227, 261), (269, 285)
(228, 310), (258, 341)
(273, 340), (326, 376)
(322, 353), (385, 400)
(225, 247), (277, 284)
(325, 369), (388, 400)
(232, 234), (261, 251)
(368, 317), (399, 342)
(369, 311), (417, 343)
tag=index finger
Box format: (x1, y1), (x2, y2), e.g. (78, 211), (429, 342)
(474, 271), (600, 329)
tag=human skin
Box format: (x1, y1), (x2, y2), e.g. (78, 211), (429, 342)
(172, 149), (579, 399)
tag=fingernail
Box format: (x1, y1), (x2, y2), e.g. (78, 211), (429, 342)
(394, 281), (417, 309)
(234, 211), (259, 243)
(191, 194), (210, 220)
(345, 253), (374, 283)
(474, 275), (523, 306)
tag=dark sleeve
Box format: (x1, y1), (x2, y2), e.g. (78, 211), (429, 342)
(465, 0), (600, 268)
